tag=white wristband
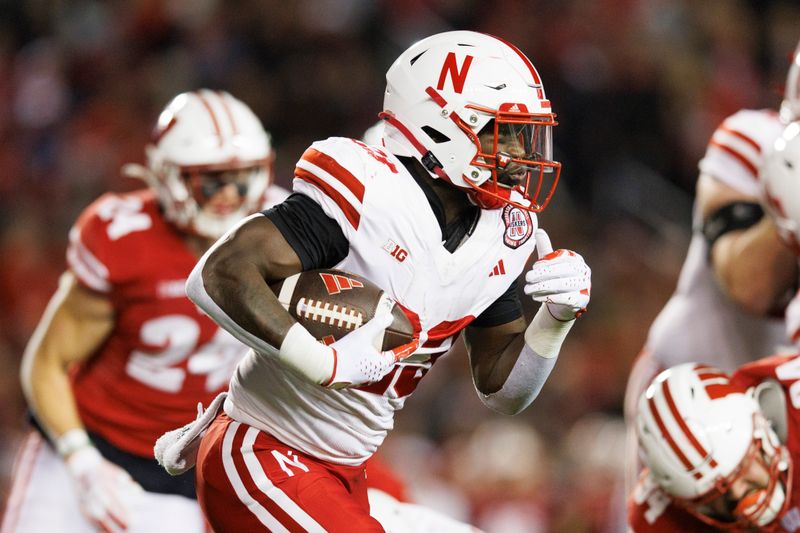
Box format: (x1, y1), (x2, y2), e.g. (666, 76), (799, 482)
(56, 428), (92, 458)
(278, 323), (335, 385)
(524, 305), (576, 359)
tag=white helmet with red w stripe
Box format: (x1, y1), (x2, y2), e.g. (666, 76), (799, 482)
(637, 363), (791, 529)
(781, 39), (800, 123)
(381, 31), (560, 212)
(127, 89), (273, 238)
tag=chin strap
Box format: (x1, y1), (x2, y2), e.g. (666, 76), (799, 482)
(379, 111), (452, 182)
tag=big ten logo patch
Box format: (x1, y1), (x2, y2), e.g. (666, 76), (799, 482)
(383, 239), (408, 262)
(502, 205), (533, 248)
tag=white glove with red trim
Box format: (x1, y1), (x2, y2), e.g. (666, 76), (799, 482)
(65, 445), (144, 532)
(279, 310), (419, 389)
(524, 229), (591, 321)
(325, 311), (418, 389)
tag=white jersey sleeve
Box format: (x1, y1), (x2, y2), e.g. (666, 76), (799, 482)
(292, 137), (376, 242)
(698, 109), (784, 197)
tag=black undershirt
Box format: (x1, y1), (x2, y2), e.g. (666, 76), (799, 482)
(263, 158), (522, 327)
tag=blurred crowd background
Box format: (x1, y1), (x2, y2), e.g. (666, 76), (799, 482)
(1, 0), (799, 531)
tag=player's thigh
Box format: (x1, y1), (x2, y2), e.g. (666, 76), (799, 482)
(2, 432), (207, 533)
(127, 492), (206, 533)
(197, 415), (382, 533)
(2, 432), (92, 533)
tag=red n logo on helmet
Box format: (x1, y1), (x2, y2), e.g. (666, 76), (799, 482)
(437, 52), (474, 94)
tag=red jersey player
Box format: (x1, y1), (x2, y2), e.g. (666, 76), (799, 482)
(628, 357), (800, 532)
(2, 90), (288, 533)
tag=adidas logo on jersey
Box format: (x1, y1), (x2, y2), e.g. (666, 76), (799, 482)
(488, 259), (506, 277)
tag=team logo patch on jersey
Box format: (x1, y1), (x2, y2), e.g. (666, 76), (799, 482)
(502, 205), (533, 248)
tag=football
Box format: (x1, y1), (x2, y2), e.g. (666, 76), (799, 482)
(269, 269), (415, 351)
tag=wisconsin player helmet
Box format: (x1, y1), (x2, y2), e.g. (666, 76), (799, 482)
(780, 40), (800, 122)
(129, 90), (273, 239)
(761, 121), (800, 254)
(381, 31), (560, 212)
(637, 363), (791, 529)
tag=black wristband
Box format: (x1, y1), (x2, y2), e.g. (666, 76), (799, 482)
(702, 202), (764, 252)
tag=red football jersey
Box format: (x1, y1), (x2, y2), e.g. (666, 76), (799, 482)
(66, 189), (249, 457)
(628, 354), (800, 532)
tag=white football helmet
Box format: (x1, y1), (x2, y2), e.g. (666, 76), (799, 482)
(125, 89), (273, 239)
(381, 30), (560, 212)
(761, 121), (800, 254)
(637, 363), (791, 529)
(781, 40), (800, 123)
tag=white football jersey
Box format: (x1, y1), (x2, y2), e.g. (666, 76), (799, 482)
(226, 137), (538, 464)
(645, 109), (788, 371)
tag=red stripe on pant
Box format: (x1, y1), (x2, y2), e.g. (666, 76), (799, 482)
(228, 422), (306, 531)
(196, 413), (384, 532)
(197, 414), (301, 532)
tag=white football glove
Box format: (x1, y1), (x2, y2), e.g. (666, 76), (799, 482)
(524, 228), (591, 321)
(65, 446), (144, 532)
(325, 311), (418, 389)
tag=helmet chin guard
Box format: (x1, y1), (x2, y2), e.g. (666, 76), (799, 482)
(381, 30), (561, 212)
(135, 89), (274, 239)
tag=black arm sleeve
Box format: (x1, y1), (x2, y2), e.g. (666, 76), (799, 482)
(471, 280), (523, 327)
(702, 201), (764, 251)
(262, 193), (349, 270)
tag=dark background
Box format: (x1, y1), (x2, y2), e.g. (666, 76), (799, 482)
(1, 1), (798, 531)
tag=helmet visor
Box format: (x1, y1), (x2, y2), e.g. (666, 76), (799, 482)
(472, 114), (561, 211)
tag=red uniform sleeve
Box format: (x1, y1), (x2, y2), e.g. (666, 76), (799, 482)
(66, 194), (116, 293)
(66, 191), (157, 293)
(731, 354), (798, 389)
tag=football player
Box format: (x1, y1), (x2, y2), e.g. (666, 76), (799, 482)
(157, 31), (592, 531)
(2, 90), (288, 533)
(623, 39), (800, 491)
(628, 359), (798, 531)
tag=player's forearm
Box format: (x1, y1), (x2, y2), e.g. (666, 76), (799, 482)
(478, 306), (573, 415)
(713, 218), (797, 314)
(20, 274), (100, 443)
(20, 318), (85, 441)
(186, 248), (292, 355)
(22, 350), (85, 441)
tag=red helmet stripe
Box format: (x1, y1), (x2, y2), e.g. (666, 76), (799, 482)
(483, 33), (542, 85)
(195, 92), (224, 147)
(662, 380), (718, 468)
(646, 392), (699, 477)
(216, 91), (239, 136)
